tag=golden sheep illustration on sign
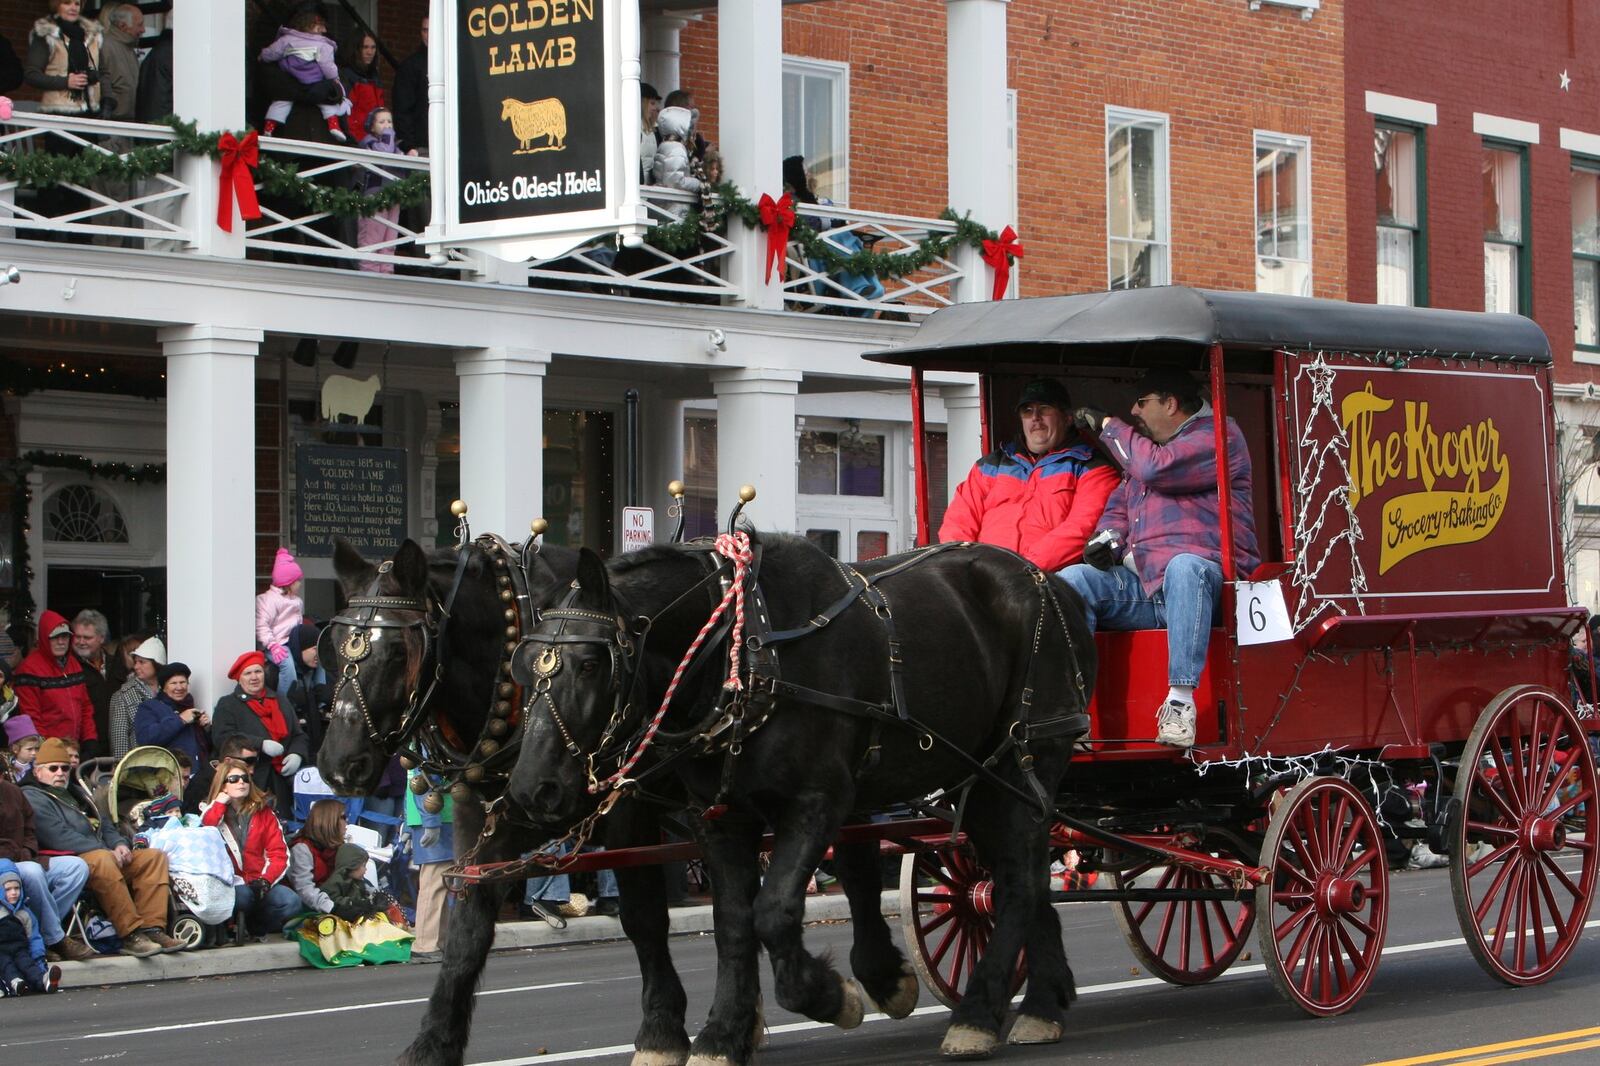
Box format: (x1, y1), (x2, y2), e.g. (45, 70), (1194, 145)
(501, 96), (568, 153)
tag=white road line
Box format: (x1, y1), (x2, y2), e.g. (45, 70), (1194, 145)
(468, 920), (1600, 1066)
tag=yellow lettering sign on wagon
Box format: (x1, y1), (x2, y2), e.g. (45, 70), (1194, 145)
(1339, 383), (1510, 575)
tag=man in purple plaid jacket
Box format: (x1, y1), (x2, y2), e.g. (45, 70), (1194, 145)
(1062, 368), (1259, 748)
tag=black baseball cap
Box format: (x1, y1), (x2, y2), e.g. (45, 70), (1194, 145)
(1014, 378), (1072, 412)
(1132, 367), (1202, 408)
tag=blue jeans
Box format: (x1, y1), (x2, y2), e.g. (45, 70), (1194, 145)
(524, 841), (617, 903)
(17, 857), (89, 945)
(234, 883), (304, 935)
(1061, 554), (1223, 688)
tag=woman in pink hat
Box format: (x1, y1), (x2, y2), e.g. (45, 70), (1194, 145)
(256, 548), (307, 703)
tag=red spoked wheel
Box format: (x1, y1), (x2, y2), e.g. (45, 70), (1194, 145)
(898, 843), (1026, 1008)
(1256, 776), (1389, 1016)
(1451, 685), (1599, 986)
(1113, 851), (1257, 985)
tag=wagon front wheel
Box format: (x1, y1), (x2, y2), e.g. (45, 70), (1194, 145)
(898, 843), (1025, 1008)
(1255, 776), (1389, 1016)
(1450, 685), (1599, 986)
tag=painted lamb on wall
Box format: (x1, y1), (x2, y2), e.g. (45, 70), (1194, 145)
(321, 373), (382, 425)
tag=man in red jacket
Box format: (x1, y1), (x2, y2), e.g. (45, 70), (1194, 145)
(938, 378), (1120, 572)
(11, 612), (98, 757)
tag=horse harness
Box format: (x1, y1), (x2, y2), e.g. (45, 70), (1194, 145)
(516, 540), (1091, 824)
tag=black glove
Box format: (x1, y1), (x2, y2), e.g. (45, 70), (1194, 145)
(1073, 406), (1110, 436)
(1083, 530), (1120, 571)
(249, 879), (269, 903)
(332, 900), (368, 922)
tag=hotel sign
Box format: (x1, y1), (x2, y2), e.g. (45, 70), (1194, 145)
(435, 0), (648, 260)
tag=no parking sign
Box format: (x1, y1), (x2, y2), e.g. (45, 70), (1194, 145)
(622, 506), (654, 552)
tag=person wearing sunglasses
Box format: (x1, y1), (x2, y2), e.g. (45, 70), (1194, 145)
(939, 377), (1122, 573)
(201, 757), (302, 937)
(182, 737), (260, 817)
(1064, 367), (1261, 749)
(21, 738), (182, 957)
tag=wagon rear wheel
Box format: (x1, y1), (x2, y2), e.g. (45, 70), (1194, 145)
(898, 843), (1025, 1008)
(1113, 852), (1256, 985)
(1450, 685), (1598, 986)
(1255, 776), (1389, 1016)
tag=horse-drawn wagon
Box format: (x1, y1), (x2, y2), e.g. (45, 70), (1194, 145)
(316, 286), (1595, 1065)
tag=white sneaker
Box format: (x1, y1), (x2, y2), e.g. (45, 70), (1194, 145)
(1155, 699), (1197, 748)
(1408, 843), (1449, 870)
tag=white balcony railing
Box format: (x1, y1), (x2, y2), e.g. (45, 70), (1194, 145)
(780, 204), (965, 317)
(0, 111), (191, 248)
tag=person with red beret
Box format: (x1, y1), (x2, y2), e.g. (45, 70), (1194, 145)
(210, 650), (309, 814)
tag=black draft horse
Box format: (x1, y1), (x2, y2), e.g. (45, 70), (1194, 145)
(507, 533), (1096, 1063)
(317, 537), (913, 1066)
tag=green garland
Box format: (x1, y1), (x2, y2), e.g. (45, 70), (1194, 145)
(0, 117), (429, 219)
(642, 181), (1005, 282)
(21, 451), (167, 484)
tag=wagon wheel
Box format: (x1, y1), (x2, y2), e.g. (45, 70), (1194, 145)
(1255, 776), (1389, 1016)
(898, 842), (1026, 1009)
(1112, 848), (1257, 985)
(1450, 685), (1599, 986)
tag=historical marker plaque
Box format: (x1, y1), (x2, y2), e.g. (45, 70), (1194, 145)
(295, 445), (408, 555)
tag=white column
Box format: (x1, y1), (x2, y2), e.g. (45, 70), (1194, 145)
(453, 347), (549, 537)
(946, 0), (1011, 302)
(159, 325), (261, 710)
(173, 0), (246, 258)
(643, 15), (690, 94)
(942, 382), (985, 500)
(711, 368), (800, 533)
(719, 0), (785, 309)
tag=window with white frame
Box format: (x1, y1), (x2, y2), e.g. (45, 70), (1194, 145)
(1255, 133), (1312, 296)
(1574, 162), (1600, 350)
(1375, 124), (1425, 306)
(1483, 142), (1528, 315)
(1106, 108), (1169, 289)
(783, 58), (850, 204)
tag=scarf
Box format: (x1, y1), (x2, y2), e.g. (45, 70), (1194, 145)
(293, 837), (339, 884)
(55, 17), (90, 74)
(244, 692), (290, 772)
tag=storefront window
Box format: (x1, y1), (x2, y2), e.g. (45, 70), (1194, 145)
(799, 428), (884, 497)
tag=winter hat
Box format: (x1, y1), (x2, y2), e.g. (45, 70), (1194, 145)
(292, 622), (322, 652)
(334, 842), (368, 873)
(131, 636), (167, 665)
(271, 548), (303, 588)
(1014, 378), (1072, 413)
(0, 867), (20, 894)
(364, 107), (393, 135)
(228, 650), (266, 680)
(3, 714), (39, 746)
(34, 737), (72, 766)
(157, 662), (191, 687)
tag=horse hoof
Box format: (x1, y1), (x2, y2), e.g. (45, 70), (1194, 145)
(1006, 1014), (1063, 1045)
(874, 967), (920, 1020)
(833, 975), (864, 1030)
(631, 1052), (690, 1066)
(940, 1025), (999, 1060)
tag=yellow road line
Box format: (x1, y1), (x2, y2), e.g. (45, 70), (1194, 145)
(1364, 1028), (1600, 1066)
(1448, 1036), (1600, 1066)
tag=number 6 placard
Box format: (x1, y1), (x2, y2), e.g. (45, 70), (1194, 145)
(1234, 580), (1294, 646)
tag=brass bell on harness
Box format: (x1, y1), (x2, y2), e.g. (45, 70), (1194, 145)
(479, 739), (500, 758)
(497, 682), (515, 698)
(398, 754), (416, 770)
(408, 773), (430, 795)
(463, 763), (486, 784)
(421, 790), (446, 815)
(450, 781), (476, 804)
(503, 608), (517, 623)
(494, 699), (512, 716)
(499, 588), (515, 603)
(487, 718), (510, 738)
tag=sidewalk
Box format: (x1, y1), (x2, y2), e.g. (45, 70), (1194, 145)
(52, 890), (902, 989)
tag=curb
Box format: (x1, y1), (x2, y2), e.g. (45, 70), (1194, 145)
(52, 890), (902, 989)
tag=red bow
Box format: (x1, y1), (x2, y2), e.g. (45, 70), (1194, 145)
(981, 225), (1024, 301)
(757, 192), (795, 285)
(216, 131), (262, 233)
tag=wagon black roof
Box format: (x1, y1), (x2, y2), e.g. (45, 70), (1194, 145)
(865, 287), (1552, 370)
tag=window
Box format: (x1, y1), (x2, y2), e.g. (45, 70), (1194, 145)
(1483, 142), (1529, 315)
(45, 484), (128, 543)
(1106, 108), (1169, 289)
(1376, 124), (1426, 306)
(783, 58), (849, 204)
(1255, 133), (1312, 296)
(799, 426), (885, 497)
(1574, 163), (1600, 349)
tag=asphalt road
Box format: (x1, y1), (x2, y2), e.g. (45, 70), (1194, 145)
(5, 865), (1600, 1066)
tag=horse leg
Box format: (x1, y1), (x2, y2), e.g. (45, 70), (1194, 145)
(685, 815), (765, 1066)
(940, 796), (1050, 1061)
(753, 793), (863, 1030)
(608, 801), (691, 1066)
(832, 838), (918, 1019)
(1006, 892), (1075, 1045)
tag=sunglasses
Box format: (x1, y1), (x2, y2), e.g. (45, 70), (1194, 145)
(223, 774), (251, 785)
(1132, 394), (1163, 408)
(36, 763), (70, 773)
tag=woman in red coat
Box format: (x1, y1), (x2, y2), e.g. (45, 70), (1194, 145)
(201, 758), (303, 935)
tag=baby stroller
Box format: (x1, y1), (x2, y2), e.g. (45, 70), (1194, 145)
(79, 747), (234, 949)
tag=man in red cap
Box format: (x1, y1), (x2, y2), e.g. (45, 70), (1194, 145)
(11, 611), (98, 756)
(209, 651), (310, 812)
